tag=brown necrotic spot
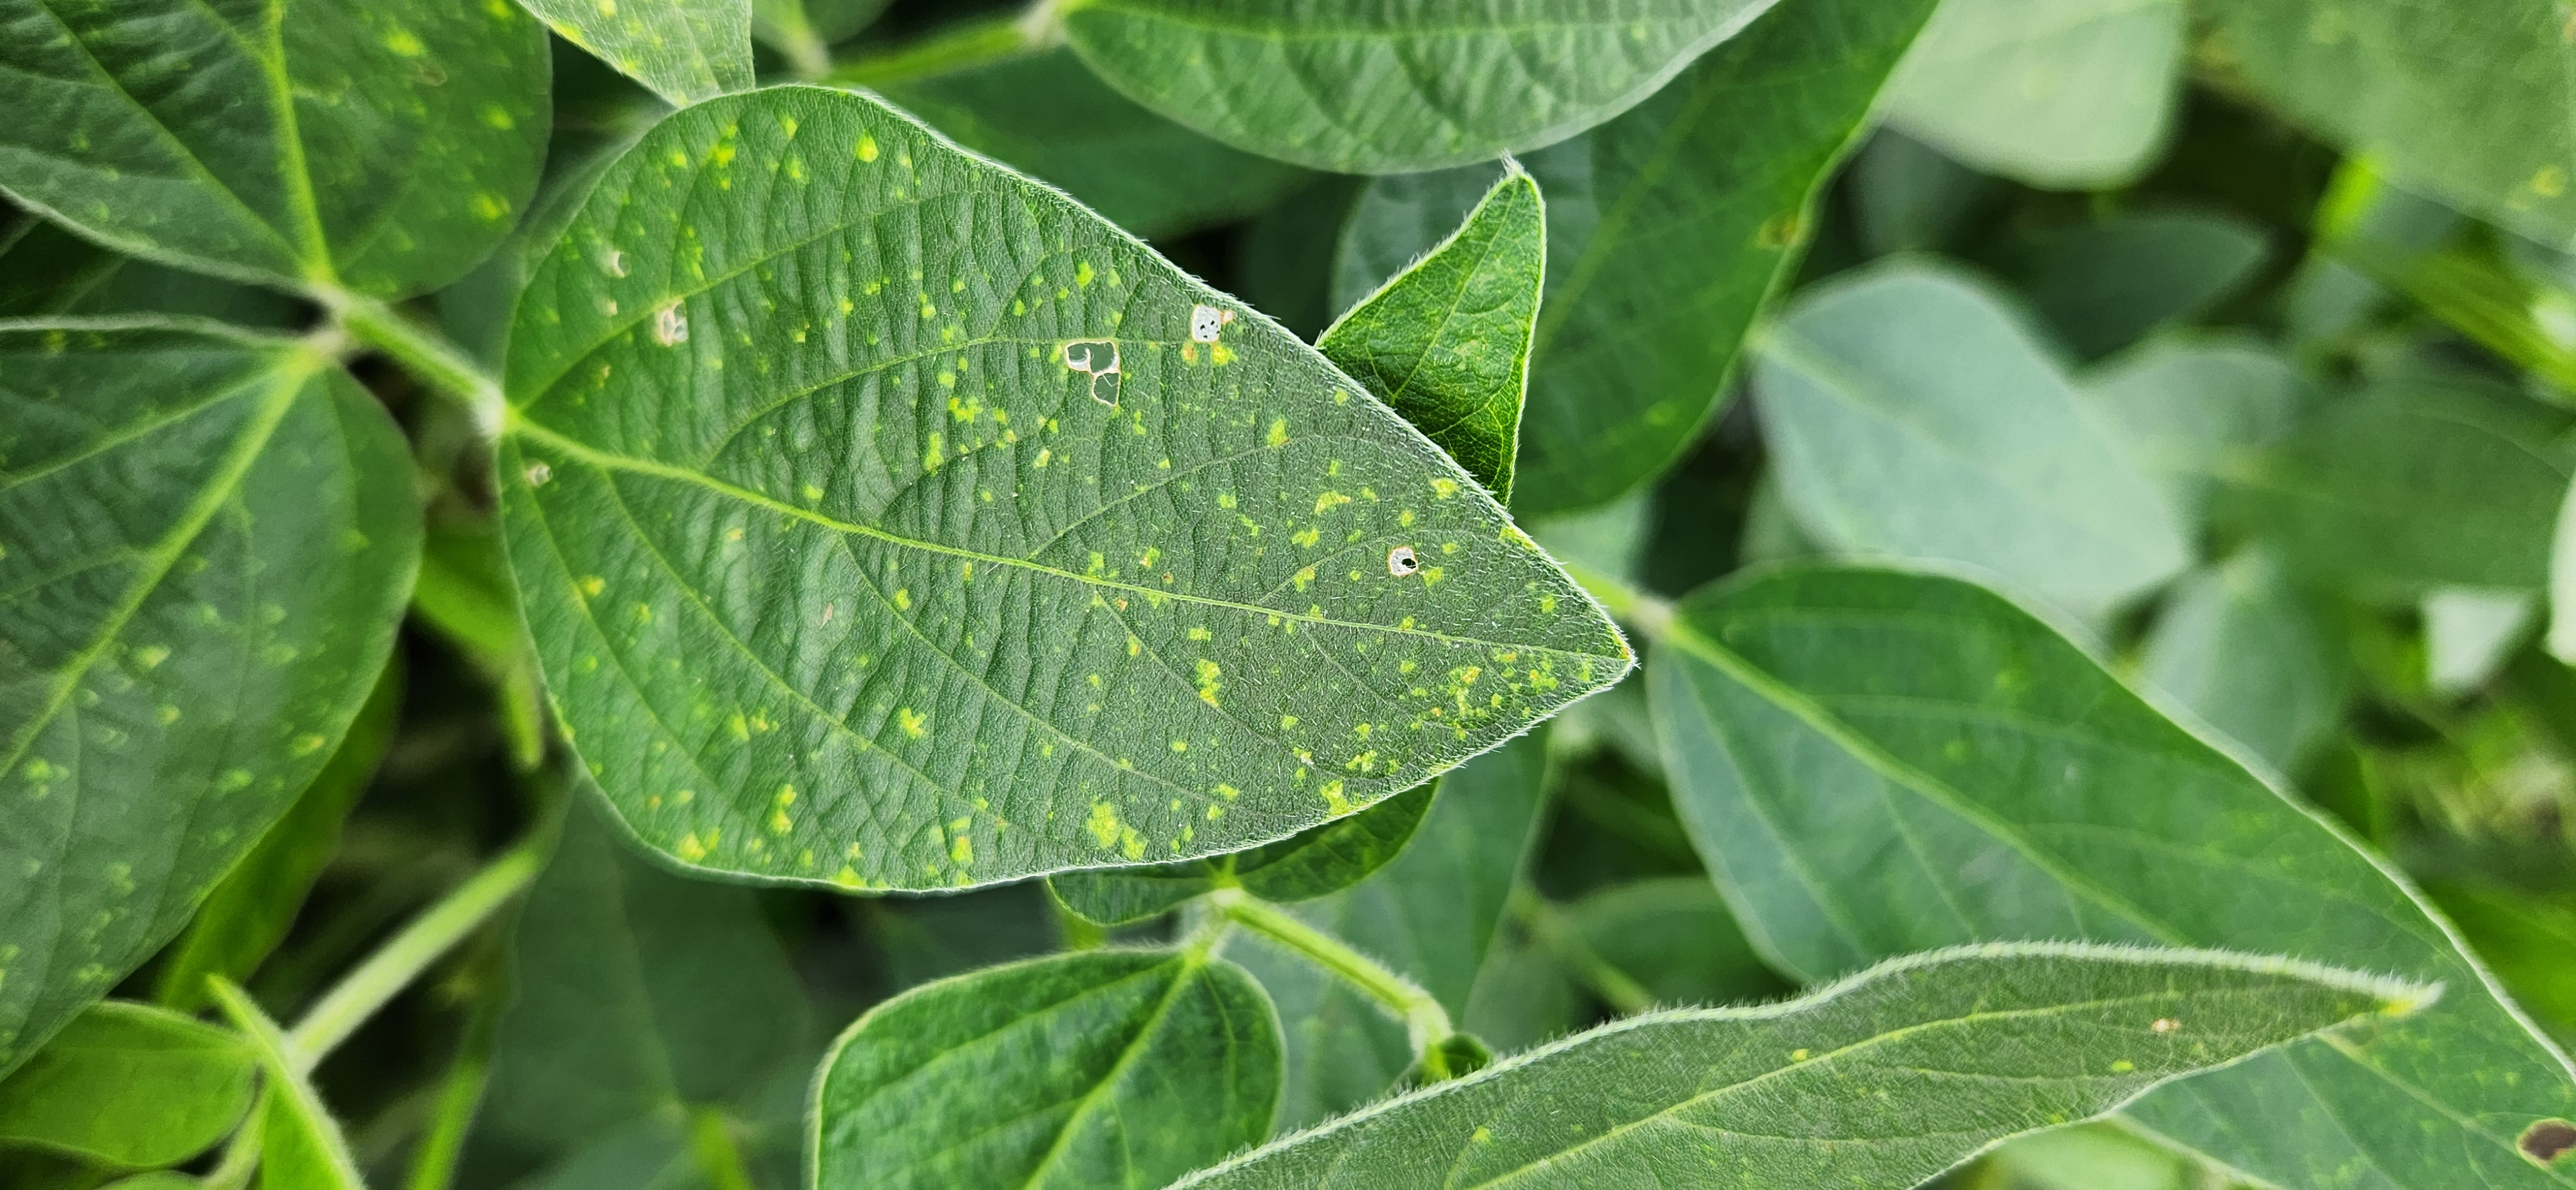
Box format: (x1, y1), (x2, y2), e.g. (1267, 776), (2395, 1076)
(2521, 1119), (2576, 1164)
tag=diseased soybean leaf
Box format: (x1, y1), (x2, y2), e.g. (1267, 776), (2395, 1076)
(1885, 0), (2184, 189)
(154, 657), (399, 1013)
(498, 86), (1625, 891)
(2001, 210), (2272, 361)
(207, 979), (363, 1190)
(0, 212), (303, 328)
(1230, 732), (1547, 1128)
(808, 947), (1280, 1190)
(1049, 777), (1434, 926)
(1170, 943), (2426, 1190)
(2235, 375), (2574, 600)
(1565, 877), (1789, 1008)
(1331, 0), (1940, 515)
(1057, 0), (1779, 174)
(1752, 262), (2192, 619)
(1647, 563), (2576, 1190)
(2079, 334), (2307, 525)
(471, 797), (810, 1180)
(517, 0), (750, 108)
(0, 321), (417, 1081)
(0, 1001), (254, 1167)
(2139, 551), (2349, 775)
(1318, 163), (1540, 502)
(876, 49), (1313, 240)
(0, 0), (549, 297)
(2205, 0), (2576, 249)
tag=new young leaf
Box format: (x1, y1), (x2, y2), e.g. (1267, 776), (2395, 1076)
(0, 1001), (256, 1168)
(1170, 942), (2429, 1189)
(0, 0), (549, 297)
(0, 321), (418, 1080)
(516, 0), (753, 107)
(1057, 0), (1779, 174)
(808, 947), (1280, 1189)
(1648, 564), (2576, 1190)
(498, 86), (1625, 892)
(1318, 162), (1541, 503)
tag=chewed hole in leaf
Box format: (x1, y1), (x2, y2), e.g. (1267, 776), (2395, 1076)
(1189, 303), (1233, 343)
(1063, 338), (1121, 406)
(652, 303), (688, 346)
(2521, 1119), (2576, 1164)
(1387, 546), (1421, 576)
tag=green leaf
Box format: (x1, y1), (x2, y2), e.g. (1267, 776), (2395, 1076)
(753, 0), (886, 55)
(206, 979), (363, 1190)
(0, 1001), (255, 1168)
(0, 0), (550, 297)
(1564, 877), (1788, 1008)
(1884, 0), (2184, 189)
(0, 321), (418, 1080)
(497, 86), (1625, 891)
(1229, 732), (1548, 1127)
(1318, 164), (1540, 503)
(1169, 942), (2429, 1190)
(473, 798), (810, 1175)
(2079, 334), (2307, 526)
(2138, 551), (2349, 775)
(155, 657), (401, 1013)
(1846, 130), (1995, 257)
(2206, 0), (2576, 249)
(1751, 262), (2192, 619)
(2002, 210), (2273, 361)
(1984, 1123), (2197, 1190)
(2426, 880), (2576, 1043)
(1056, 0), (1777, 174)
(2235, 375), (2574, 599)
(1647, 563), (2576, 1190)
(518, 0), (750, 108)
(2425, 587), (2540, 697)
(1331, 0), (1940, 515)
(808, 946), (1280, 1190)
(1048, 778), (1435, 927)
(0, 211), (304, 328)
(876, 49), (1313, 240)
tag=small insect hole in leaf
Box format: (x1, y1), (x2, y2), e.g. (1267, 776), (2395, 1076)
(1063, 339), (1121, 406)
(524, 462), (551, 486)
(1189, 304), (1233, 343)
(652, 303), (688, 346)
(1387, 546), (1421, 576)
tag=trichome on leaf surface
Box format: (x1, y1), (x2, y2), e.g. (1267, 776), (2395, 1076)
(0, 0), (2571, 1188)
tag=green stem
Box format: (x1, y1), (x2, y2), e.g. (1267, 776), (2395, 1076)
(825, 0), (1064, 90)
(286, 838), (545, 1069)
(332, 291), (506, 437)
(402, 988), (500, 1190)
(1206, 888), (1454, 1050)
(687, 1108), (759, 1190)
(1510, 889), (1654, 1016)
(1562, 562), (1673, 641)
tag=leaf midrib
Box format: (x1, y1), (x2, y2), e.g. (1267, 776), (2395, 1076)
(1017, 952), (1207, 1189)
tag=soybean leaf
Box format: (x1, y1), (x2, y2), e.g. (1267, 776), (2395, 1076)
(1564, 877), (1788, 1008)
(2139, 551), (2349, 775)
(1846, 129), (1995, 257)
(1885, 0), (2184, 189)
(2080, 334), (2307, 525)
(1985, 1123), (2197, 1190)
(808, 947), (1280, 1190)
(497, 86), (1624, 891)
(0, 211), (303, 328)
(1230, 732), (1548, 1127)
(0, 0), (550, 297)
(2427, 588), (2541, 697)
(155, 657), (399, 1013)
(1751, 262), (2192, 619)
(0, 321), (418, 1079)
(877, 49), (1313, 240)
(516, 0), (749, 108)
(1331, 0), (1941, 515)
(0, 1001), (254, 1167)
(752, 0), (886, 76)
(1056, 0), (1779, 174)
(1169, 942), (2428, 1190)
(1318, 164), (1540, 502)
(1647, 563), (2576, 1190)
(207, 979), (362, 1190)
(2235, 375), (2574, 600)
(471, 798), (810, 1179)
(2205, 0), (2576, 249)
(2427, 880), (2576, 1043)
(1048, 777), (1435, 926)
(104, 1176), (200, 1190)
(2001, 210), (2272, 361)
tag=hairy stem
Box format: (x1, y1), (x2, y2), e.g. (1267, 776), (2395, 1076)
(287, 837), (545, 1068)
(332, 291), (507, 437)
(1206, 887), (1454, 1052)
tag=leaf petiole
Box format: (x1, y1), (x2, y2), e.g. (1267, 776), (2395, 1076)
(1204, 888), (1461, 1072)
(330, 291), (507, 438)
(825, 0), (1066, 90)
(285, 836), (545, 1068)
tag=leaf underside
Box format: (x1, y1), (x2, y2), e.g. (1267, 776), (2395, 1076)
(1049, 775), (1436, 926)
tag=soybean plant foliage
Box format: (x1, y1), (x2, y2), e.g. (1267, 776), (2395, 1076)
(7, 1), (2576, 1189)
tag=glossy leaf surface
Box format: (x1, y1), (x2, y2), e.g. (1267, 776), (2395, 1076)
(1332, 0), (1940, 515)
(1886, 0), (2183, 189)
(1649, 564), (2576, 1190)
(1058, 0), (1777, 173)
(809, 947), (1280, 1190)
(1172, 943), (2424, 1189)
(518, 0), (751, 107)
(0, 1001), (254, 1167)
(0, 0), (549, 296)
(0, 212), (303, 328)
(1318, 163), (1540, 502)
(498, 86), (1625, 891)
(1049, 777), (1434, 926)
(0, 321), (417, 1079)
(1752, 263), (2192, 619)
